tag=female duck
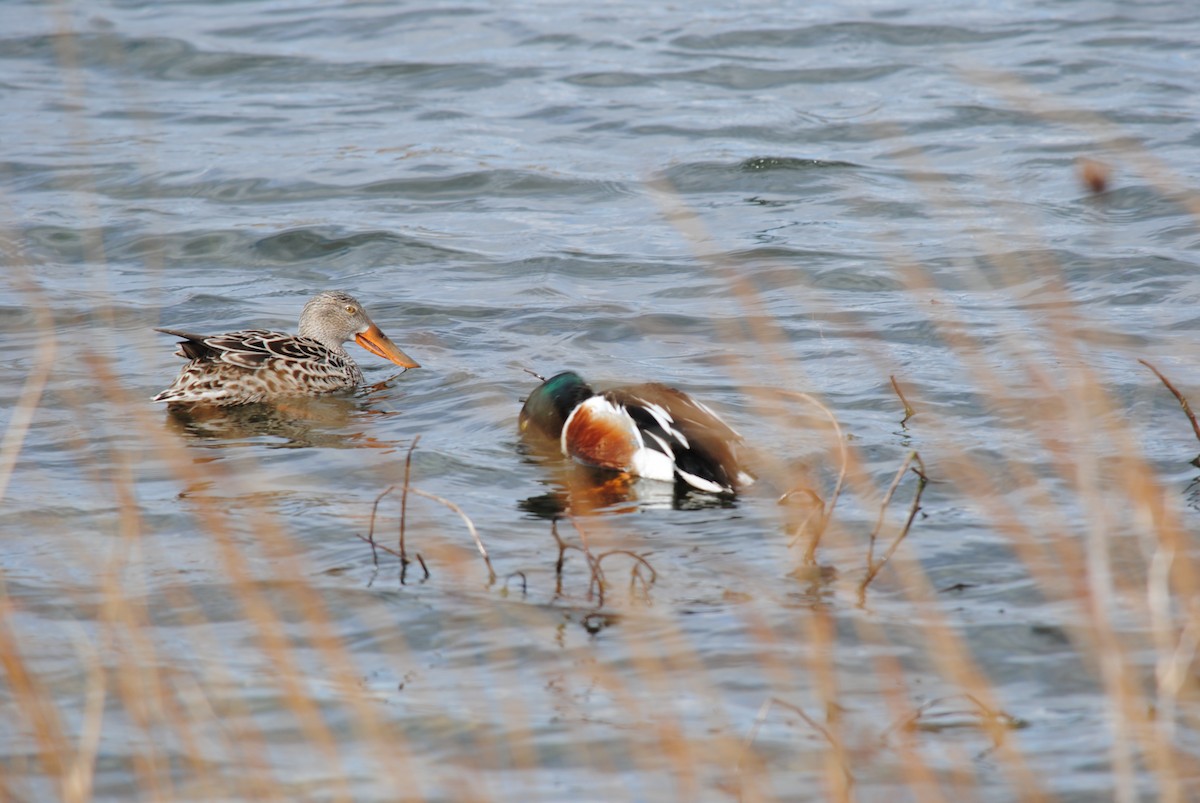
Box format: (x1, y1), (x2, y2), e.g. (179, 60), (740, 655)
(154, 290), (419, 406)
(519, 371), (752, 495)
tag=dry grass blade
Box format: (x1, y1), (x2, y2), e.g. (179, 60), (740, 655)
(775, 389), (849, 562)
(400, 435), (421, 561)
(1139, 359), (1200, 464)
(859, 454), (928, 600)
(8, 25), (1200, 801)
(596, 549), (658, 601)
(890, 374), (916, 427)
(363, 485), (395, 567)
(564, 515), (607, 605)
(739, 696), (854, 791)
(0, 274), (57, 506)
(864, 451), (918, 571)
(882, 694), (1025, 741)
(0, 595), (69, 791)
(63, 628), (107, 803)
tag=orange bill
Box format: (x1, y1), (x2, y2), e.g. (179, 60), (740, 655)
(355, 324), (420, 369)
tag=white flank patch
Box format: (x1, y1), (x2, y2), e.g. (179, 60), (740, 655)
(630, 445), (676, 482)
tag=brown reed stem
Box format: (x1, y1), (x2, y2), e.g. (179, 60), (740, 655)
(890, 374), (916, 427)
(859, 454), (928, 599)
(566, 515), (610, 606)
(400, 435), (421, 563)
(882, 693), (1023, 741)
(866, 452), (918, 570)
(549, 519), (601, 601)
(503, 571), (528, 595)
(365, 485), (395, 568)
(0, 596), (69, 789)
(353, 531), (403, 561)
(597, 550), (658, 600)
(1139, 359), (1200, 462)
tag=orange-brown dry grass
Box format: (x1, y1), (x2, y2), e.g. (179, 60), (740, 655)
(2, 75), (1199, 803)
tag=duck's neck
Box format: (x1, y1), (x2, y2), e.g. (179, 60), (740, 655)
(297, 320), (349, 354)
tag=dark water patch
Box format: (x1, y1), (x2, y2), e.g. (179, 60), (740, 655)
(671, 21), (1030, 52)
(518, 33), (593, 49)
(1, 32), (528, 92)
(113, 229), (256, 262)
(1081, 184), (1198, 222)
(563, 70), (652, 88)
(19, 224), (110, 264)
(567, 63), (901, 90)
(362, 170), (630, 201)
(661, 159), (860, 195)
(490, 253), (695, 282)
(673, 63), (903, 89)
(78, 165), (632, 207)
(0, 159), (141, 193)
(740, 156), (861, 172)
(211, 6), (490, 44)
(252, 227), (459, 265)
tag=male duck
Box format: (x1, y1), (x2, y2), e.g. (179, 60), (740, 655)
(519, 371), (752, 494)
(154, 290), (419, 406)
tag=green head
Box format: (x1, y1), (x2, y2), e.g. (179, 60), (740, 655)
(519, 371), (594, 440)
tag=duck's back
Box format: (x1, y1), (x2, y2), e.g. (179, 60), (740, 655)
(153, 328), (361, 406)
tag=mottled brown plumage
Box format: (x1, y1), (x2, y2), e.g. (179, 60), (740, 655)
(154, 291), (419, 406)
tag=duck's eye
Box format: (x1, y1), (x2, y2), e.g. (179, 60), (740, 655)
(345, 305), (357, 314)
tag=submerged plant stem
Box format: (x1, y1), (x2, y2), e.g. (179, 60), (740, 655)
(859, 453), (928, 600)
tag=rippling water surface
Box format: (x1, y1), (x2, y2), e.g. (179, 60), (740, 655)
(3, 0), (1199, 799)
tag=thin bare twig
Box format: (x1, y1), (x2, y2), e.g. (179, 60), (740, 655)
(353, 531), (401, 561)
(566, 515), (609, 606)
(409, 488), (496, 585)
(549, 520), (596, 599)
(881, 693), (1024, 744)
(399, 436), (421, 563)
(503, 571), (527, 595)
(364, 486), (395, 568)
(522, 367), (548, 382)
(890, 374), (916, 427)
(859, 454), (928, 599)
(596, 549), (658, 601)
(866, 452), (917, 570)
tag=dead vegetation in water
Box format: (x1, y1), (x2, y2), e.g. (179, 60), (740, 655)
(355, 437), (497, 586)
(5, 56), (1200, 803)
(1140, 358), (1200, 467)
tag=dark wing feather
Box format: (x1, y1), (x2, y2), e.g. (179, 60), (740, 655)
(605, 383), (745, 492)
(155, 328), (330, 370)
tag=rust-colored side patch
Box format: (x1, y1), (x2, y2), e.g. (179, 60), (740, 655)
(564, 401), (638, 471)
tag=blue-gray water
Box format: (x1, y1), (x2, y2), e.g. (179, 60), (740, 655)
(3, 0), (1199, 800)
